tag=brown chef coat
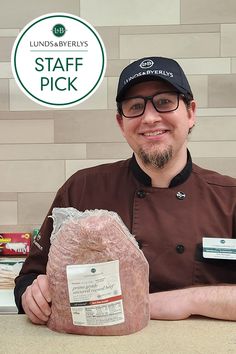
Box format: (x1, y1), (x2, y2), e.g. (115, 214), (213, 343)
(14, 151), (236, 312)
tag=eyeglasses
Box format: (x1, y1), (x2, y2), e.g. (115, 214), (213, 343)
(119, 91), (185, 118)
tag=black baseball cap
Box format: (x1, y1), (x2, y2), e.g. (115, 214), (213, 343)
(116, 56), (193, 102)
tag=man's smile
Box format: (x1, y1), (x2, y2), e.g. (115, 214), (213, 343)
(142, 130), (168, 137)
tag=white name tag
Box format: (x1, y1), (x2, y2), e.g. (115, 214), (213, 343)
(203, 237), (236, 260)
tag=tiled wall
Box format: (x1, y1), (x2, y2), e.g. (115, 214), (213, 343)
(0, 0), (236, 232)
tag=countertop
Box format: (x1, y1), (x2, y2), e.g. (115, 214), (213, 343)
(1, 315), (236, 354)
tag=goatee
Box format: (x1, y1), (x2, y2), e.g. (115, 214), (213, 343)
(138, 145), (173, 169)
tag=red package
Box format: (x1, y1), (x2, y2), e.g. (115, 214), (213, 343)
(0, 233), (31, 256)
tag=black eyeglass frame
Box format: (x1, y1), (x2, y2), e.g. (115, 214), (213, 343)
(117, 91), (188, 118)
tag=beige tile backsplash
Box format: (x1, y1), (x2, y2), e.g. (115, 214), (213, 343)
(0, 0), (80, 28)
(0, 201), (17, 225)
(209, 74), (236, 107)
(0, 143), (86, 160)
(0, 161), (65, 193)
(80, 0), (180, 26)
(0, 30), (19, 37)
(120, 24), (220, 35)
(189, 141), (236, 158)
(0, 0), (235, 232)
(221, 24), (236, 57)
(18, 193), (56, 225)
(120, 33), (220, 59)
(190, 117), (236, 141)
(188, 76), (208, 108)
(176, 58), (231, 75)
(54, 110), (124, 143)
(0, 120), (54, 143)
(0, 62), (13, 79)
(0, 80), (9, 110)
(181, 0), (236, 24)
(0, 38), (15, 61)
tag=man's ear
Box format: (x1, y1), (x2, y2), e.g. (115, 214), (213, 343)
(116, 113), (124, 133)
(188, 100), (196, 129)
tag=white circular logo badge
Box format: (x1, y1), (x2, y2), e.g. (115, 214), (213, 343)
(139, 59), (154, 69)
(11, 13), (106, 108)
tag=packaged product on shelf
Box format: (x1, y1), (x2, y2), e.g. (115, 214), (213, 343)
(0, 233), (31, 256)
(0, 258), (25, 289)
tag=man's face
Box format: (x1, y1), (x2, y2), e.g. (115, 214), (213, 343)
(116, 80), (196, 169)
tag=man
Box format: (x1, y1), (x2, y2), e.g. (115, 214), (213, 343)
(14, 56), (236, 324)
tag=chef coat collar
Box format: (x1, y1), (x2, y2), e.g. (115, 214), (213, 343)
(130, 149), (192, 188)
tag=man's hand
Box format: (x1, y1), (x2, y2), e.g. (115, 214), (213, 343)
(22, 274), (51, 325)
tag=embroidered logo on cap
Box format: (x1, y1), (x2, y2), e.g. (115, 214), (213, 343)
(139, 59), (154, 69)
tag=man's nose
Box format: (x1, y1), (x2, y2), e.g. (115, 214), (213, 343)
(142, 100), (162, 124)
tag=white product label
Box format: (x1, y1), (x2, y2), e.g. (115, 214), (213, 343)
(66, 260), (124, 326)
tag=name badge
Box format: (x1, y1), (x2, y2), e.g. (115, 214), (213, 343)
(203, 237), (236, 260)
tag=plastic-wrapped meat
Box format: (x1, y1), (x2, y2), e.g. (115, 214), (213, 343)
(46, 208), (149, 335)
